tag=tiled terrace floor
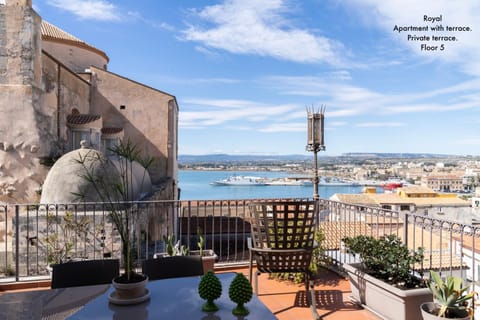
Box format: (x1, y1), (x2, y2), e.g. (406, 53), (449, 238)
(217, 266), (381, 320)
(0, 266), (381, 320)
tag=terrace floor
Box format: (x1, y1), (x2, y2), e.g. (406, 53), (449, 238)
(217, 266), (381, 320)
(0, 265), (381, 320)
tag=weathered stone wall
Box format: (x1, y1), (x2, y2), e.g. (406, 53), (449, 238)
(0, 2), (47, 202)
(41, 52), (92, 154)
(0, 1), (178, 203)
(90, 66), (178, 192)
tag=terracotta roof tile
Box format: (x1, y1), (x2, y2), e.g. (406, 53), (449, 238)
(101, 127), (123, 134)
(67, 114), (101, 125)
(41, 20), (84, 44)
(41, 20), (109, 62)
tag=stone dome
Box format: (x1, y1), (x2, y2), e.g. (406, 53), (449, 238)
(40, 146), (152, 204)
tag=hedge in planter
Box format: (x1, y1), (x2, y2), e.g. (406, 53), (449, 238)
(342, 234), (431, 320)
(342, 234), (425, 289)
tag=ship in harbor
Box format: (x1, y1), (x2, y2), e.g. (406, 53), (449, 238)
(210, 175), (267, 186)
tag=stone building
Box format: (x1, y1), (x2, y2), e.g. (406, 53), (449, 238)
(331, 186), (471, 224)
(0, 0), (179, 203)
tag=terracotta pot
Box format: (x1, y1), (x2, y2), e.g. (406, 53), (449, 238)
(190, 250), (217, 273)
(420, 302), (470, 320)
(110, 274), (149, 304)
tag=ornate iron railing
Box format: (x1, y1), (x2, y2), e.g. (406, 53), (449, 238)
(0, 198), (478, 285)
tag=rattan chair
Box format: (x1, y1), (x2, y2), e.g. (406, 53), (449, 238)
(248, 200), (319, 319)
(142, 255), (204, 280)
(51, 259), (120, 289)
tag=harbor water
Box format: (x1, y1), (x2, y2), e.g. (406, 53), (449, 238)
(179, 170), (368, 200)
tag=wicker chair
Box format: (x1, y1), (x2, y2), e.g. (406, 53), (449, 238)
(248, 200), (319, 319)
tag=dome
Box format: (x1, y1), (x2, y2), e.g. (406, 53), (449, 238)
(40, 146), (152, 204)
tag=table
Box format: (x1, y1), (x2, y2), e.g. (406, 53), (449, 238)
(0, 273), (277, 320)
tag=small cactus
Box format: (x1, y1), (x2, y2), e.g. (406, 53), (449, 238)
(198, 271), (222, 312)
(228, 273), (253, 316)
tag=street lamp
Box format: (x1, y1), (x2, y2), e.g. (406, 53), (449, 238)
(306, 105), (326, 201)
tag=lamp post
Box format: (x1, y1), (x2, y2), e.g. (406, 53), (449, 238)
(306, 105), (326, 201)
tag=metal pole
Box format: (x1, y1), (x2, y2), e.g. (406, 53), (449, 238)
(313, 149), (319, 201)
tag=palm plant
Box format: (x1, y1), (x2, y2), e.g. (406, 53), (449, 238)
(74, 140), (153, 281)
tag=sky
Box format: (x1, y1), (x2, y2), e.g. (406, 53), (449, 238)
(30, 0), (480, 156)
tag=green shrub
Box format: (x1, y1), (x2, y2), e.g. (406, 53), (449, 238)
(342, 234), (424, 288)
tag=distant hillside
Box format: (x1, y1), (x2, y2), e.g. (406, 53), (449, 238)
(179, 154), (310, 163)
(342, 152), (458, 158)
(179, 152), (464, 164)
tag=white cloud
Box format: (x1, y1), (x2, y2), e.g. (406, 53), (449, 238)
(47, 0), (120, 21)
(127, 11), (175, 31)
(356, 122), (405, 128)
(180, 99), (299, 129)
(180, 0), (345, 65)
(263, 75), (480, 118)
(260, 122), (305, 133)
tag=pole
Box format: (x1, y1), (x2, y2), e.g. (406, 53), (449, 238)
(313, 149), (319, 201)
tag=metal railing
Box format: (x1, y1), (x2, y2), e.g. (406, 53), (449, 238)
(0, 198), (478, 285)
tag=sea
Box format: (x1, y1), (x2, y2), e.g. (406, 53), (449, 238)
(178, 170), (370, 200)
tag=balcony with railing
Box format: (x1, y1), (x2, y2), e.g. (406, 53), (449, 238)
(0, 198), (478, 319)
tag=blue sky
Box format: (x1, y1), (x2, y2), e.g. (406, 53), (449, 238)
(32, 0), (480, 156)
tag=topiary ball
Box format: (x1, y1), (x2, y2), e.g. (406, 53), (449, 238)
(198, 270), (222, 312)
(228, 273), (253, 316)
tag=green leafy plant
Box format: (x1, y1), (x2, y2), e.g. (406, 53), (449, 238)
(74, 140), (153, 281)
(342, 234), (424, 288)
(198, 270), (222, 312)
(44, 210), (90, 265)
(426, 270), (476, 318)
(229, 272), (253, 316)
(162, 234), (189, 256)
(197, 227), (205, 256)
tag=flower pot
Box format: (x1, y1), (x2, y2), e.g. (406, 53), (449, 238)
(420, 302), (470, 320)
(190, 250), (217, 273)
(344, 263), (432, 320)
(154, 250), (218, 273)
(109, 274), (149, 305)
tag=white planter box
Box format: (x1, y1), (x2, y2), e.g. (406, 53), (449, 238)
(344, 263), (432, 320)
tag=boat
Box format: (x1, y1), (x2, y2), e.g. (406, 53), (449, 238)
(210, 175), (267, 186)
(264, 178), (313, 186)
(381, 178), (406, 191)
(317, 177), (360, 186)
(381, 182), (403, 191)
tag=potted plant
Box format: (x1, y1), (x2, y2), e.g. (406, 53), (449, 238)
(155, 228), (217, 273)
(75, 140), (153, 304)
(44, 210), (91, 272)
(421, 270), (476, 319)
(342, 234), (432, 320)
(189, 227), (217, 273)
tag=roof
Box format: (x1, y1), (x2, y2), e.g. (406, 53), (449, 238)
(67, 114), (101, 125)
(397, 185), (437, 195)
(41, 20), (109, 62)
(321, 221), (465, 270)
(331, 188), (469, 207)
(101, 127), (123, 135)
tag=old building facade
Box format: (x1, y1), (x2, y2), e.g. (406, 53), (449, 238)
(0, 0), (178, 203)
